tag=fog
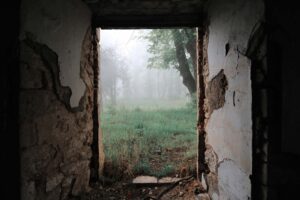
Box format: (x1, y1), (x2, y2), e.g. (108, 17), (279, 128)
(99, 29), (190, 109)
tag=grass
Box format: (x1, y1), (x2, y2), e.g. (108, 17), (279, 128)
(101, 103), (197, 180)
(111, 98), (190, 111)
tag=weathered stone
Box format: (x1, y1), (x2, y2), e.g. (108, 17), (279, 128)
(45, 184), (62, 200)
(195, 193), (210, 200)
(19, 90), (56, 119)
(21, 181), (36, 200)
(158, 177), (181, 183)
(46, 173), (64, 192)
(62, 177), (73, 188)
(179, 191), (184, 197)
(60, 177), (74, 200)
(21, 144), (56, 179)
(72, 168), (91, 196)
(63, 138), (91, 163)
(20, 63), (45, 89)
(205, 145), (218, 174)
(20, 42), (52, 89)
(206, 173), (219, 198)
(60, 160), (90, 176)
(132, 176), (158, 184)
(20, 24), (95, 200)
(20, 122), (38, 148)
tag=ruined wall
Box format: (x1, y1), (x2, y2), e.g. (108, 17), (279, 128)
(203, 0), (264, 199)
(20, 0), (91, 107)
(19, 0), (96, 199)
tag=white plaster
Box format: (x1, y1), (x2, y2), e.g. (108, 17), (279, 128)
(206, 0), (264, 198)
(207, 51), (252, 173)
(20, 0), (91, 107)
(207, 0), (264, 81)
(218, 160), (251, 200)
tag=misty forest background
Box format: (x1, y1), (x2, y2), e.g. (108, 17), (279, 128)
(99, 29), (197, 180)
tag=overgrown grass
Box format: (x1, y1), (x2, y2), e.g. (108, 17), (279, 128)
(112, 98), (190, 111)
(101, 104), (197, 179)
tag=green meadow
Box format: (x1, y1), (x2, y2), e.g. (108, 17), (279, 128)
(100, 100), (197, 180)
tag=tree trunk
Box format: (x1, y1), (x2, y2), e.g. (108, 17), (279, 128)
(172, 30), (196, 95)
(184, 30), (197, 79)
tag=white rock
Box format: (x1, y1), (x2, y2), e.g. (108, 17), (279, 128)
(179, 191), (184, 197)
(202, 173), (207, 191)
(196, 193), (210, 200)
(158, 177), (181, 183)
(132, 176), (158, 184)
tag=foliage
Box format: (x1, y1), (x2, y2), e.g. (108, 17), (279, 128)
(133, 159), (151, 175)
(141, 29), (196, 71)
(106, 103), (117, 115)
(100, 47), (130, 105)
(156, 164), (175, 178)
(186, 93), (197, 110)
(139, 29), (197, 95)
(143, 30), (177, 69)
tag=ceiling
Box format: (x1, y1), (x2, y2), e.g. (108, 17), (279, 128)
(83, 0), (208, 28)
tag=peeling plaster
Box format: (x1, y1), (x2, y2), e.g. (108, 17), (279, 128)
(20, 0), (91, 107)
(203, 0), (263, 198)
(205, 69), (228, 117)
(20, 26), (97, 199)
(23, 37), (73, 110)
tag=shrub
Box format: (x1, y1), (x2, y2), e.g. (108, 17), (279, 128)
(133, 160), (151, 175)
(157, 164), (175, 177)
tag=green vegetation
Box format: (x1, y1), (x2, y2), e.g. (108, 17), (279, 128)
(140, 29), (197, 96)
(100, 29), (198, 181)
(101, 102), (197, 180)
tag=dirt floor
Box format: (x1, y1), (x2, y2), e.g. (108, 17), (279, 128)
(146, 146), (197, 178)
(81, 176), (209, 200)
(94, 134), (201, 199)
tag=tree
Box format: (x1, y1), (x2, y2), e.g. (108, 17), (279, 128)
(100, 47), (130, 106)
(141, 29), (197, 96)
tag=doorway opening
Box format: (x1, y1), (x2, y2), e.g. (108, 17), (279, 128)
(99, 28), (198, 185)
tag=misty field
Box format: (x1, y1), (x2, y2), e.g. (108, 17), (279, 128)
(101, 101), (197, 180)
(100, 29), (198, 180)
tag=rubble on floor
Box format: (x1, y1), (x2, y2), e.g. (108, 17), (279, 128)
(81, 176), (210, 200)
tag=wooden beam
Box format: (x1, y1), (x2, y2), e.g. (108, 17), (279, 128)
(92, 14), (202, 29)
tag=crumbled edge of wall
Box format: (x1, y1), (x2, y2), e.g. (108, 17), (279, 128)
(204, 29), (223, 199)
(202, 19), (267, 200)
(89, 27), (105, 183)
(96, 28), (105, 177)
(20, 26), (97, 200)
(198, 22), (229, 199)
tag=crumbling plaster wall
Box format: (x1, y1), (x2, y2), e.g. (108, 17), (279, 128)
(204, 0), (264, 199)
(20, 0), (91, 107)
(19, 0), (97, 199)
